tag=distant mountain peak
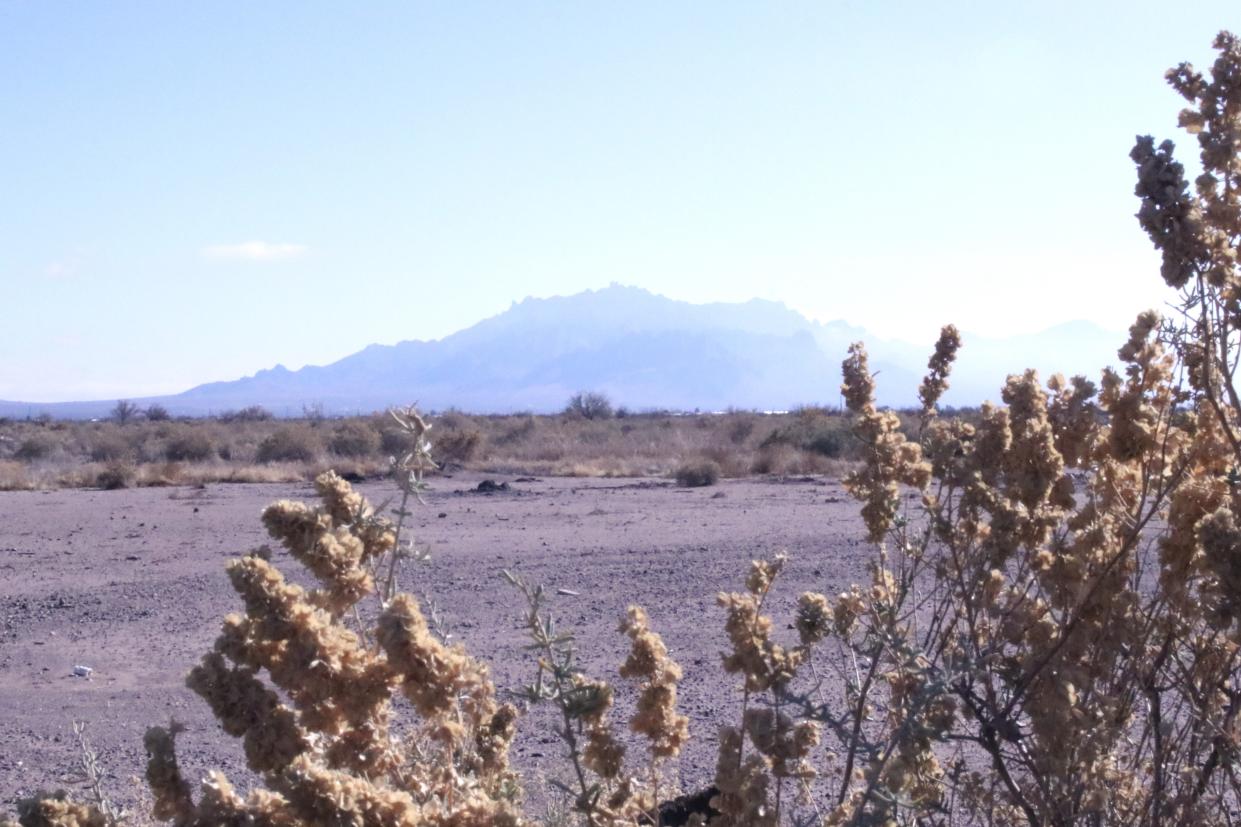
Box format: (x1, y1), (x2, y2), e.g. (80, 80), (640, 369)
(0, 287), (1128, 418)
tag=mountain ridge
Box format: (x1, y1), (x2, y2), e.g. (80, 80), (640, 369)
(0, 284), (1125, 418)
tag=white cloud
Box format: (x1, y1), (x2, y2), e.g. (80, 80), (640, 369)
(202, 241), (307, 261)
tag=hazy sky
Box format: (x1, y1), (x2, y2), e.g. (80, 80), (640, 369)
(4, 2), (1238, 401)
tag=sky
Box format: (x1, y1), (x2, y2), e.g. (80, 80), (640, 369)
(3, 1), (1239, 402)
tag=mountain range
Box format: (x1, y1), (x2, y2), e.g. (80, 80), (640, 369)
(0, 284), (1128, 418)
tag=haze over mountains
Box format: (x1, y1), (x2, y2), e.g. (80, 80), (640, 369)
(2, 285), (1128, 418)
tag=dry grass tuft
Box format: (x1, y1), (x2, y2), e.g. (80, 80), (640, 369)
(674, 459), (721, 487)
(96, 463), (135, 490)
(0, 460), (35, 491)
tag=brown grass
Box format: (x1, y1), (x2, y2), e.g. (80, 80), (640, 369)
(0, 408), (905, 489)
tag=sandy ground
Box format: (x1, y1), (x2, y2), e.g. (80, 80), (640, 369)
(0, 472), (874, 819)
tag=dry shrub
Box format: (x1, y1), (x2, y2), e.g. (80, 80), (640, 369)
(0, 460), (34, 491)
(309, 456), (384, 482)
(697, 38), (1241, 824)
(96, 462), (135, 490)
(496, 415), (537, 445)
(127, 411), (532, 826)
(255, 426), (320, 463)
(88, 432), (132, 462)
(725, 414), (757, 445)
(51, 463), (107, 490)
(110, 400), (140, 425)
(760, 409), (850, 458)
(380, 426), (417, 457)
(751, 442), (815, 475)
(0, 411), (862, 491)
(7, 791), (109, 827)
(217, 464), (308, 484)
(749, 444), (785, 475)
(435, 428), (483, 463)
(565, 391), (614, 420)
(674, 458), (721, 487)
(434, 408), (467, 430)
(576, 425), (613, 447)
(217, 405), (272, 423)
(505, 570), (690, 825)
(139, 462), (187, 487)
(163, 428), (214, 462)
(560, 459), (656, 477)
(15, 433), (57, 462)
(328, 421), (380, 458)
(699, 444), (753, 478)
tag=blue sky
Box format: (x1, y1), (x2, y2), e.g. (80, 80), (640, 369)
(3, 2), (1237, 401)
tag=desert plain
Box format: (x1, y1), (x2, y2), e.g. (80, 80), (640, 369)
(0, 472), (873, 818)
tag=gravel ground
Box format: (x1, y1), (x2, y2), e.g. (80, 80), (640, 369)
(0, 472), (874, 819)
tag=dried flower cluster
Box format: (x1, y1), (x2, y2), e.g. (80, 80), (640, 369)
(138, 466), (522, 826)
(657, 36), (1241, 825)
(841, 341), (933, 541)
(918, 323), (961, 420)
(505, 572), (690, 825)
(618, 606), (689, 762)
(688, 31), (1241, 826)
(711, 555), (824, 824)
(3, 794), (110, 827)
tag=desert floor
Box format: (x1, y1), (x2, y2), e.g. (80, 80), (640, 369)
(0, 472), (875, 818)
